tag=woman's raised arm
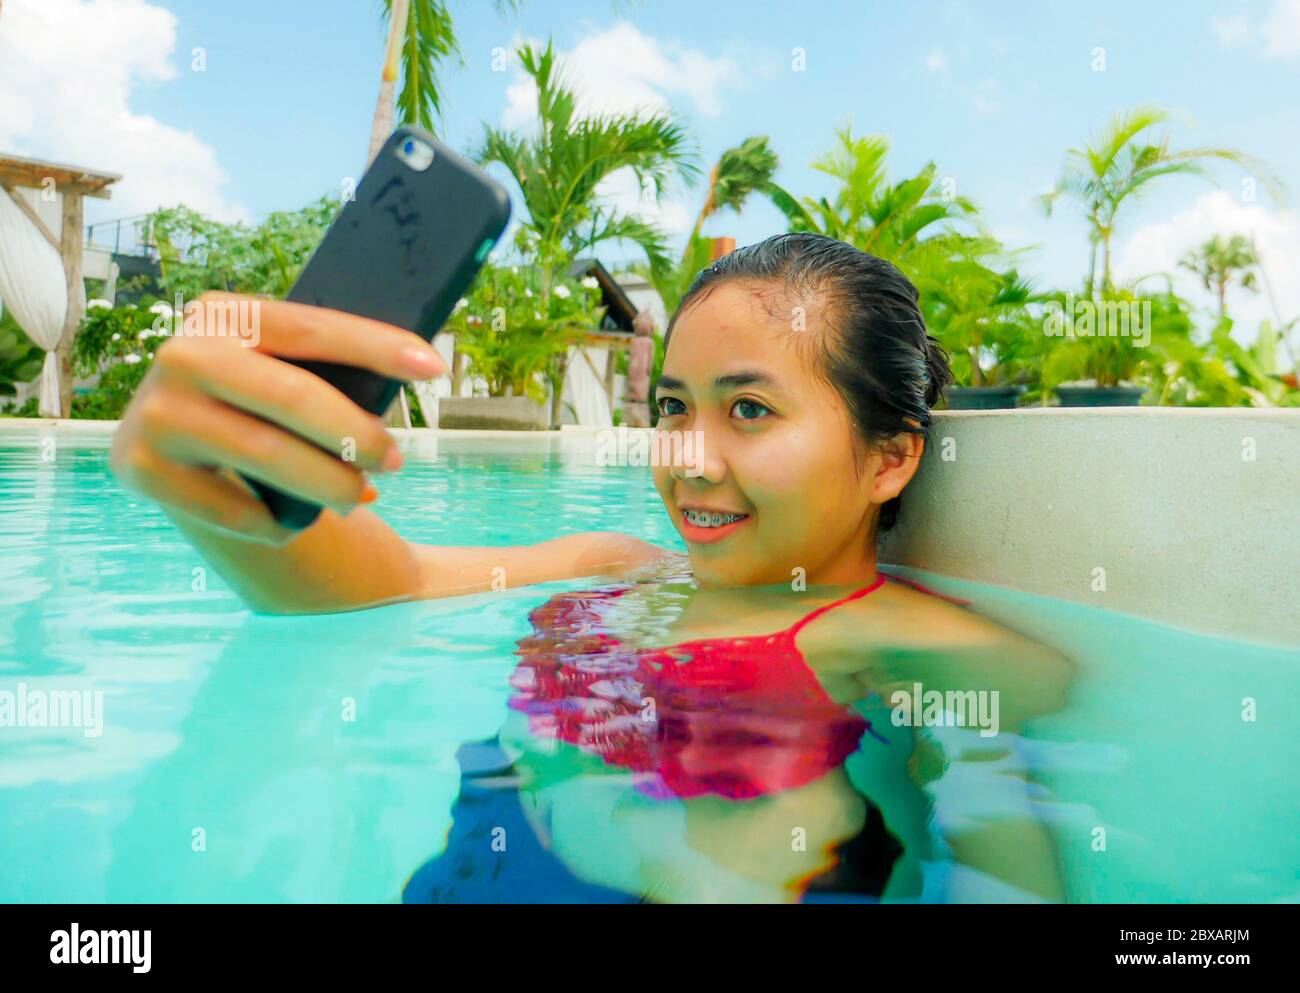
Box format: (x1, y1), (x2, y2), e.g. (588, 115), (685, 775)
(112, 293), (665, 614)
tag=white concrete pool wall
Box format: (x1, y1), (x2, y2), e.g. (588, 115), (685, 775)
(878, 408), (1299, 647)
(3, 408), (1296, 645)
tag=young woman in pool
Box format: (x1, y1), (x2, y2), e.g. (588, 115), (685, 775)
(112, 232), (1073, 902)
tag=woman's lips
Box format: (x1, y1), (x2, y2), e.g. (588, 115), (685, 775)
(680, 509), (751, 544)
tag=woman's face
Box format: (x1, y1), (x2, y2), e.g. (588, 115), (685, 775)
(651, 280), (920, 589)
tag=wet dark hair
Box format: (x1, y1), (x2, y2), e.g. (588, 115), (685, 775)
(663, 232), (952, 534)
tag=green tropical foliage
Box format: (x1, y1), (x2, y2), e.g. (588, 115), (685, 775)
(636, 136), (780, 319)
(475, 41), (699, 285)
(376, 0), (467, 134)
(643, 233), (714, 322)
(1038, 282), (1194, 391)
(1205, 318), (1292, 405)
(66, 304), (169, 419)
(914, 248), (1041, 388)
(72, 303), (168, 376)
(0, 311), (44, 398)
(1146, 323), (1257, 406)
(445, 261), (604, 400)
(1178, 233), (1259, 320)
(690, 136), (780, 241)
(71, 361), (154, 420)
(8, 77), (1294, 420)
(1, 303), (167, 419)
(1039, 106), (1277, 293)
(143, 197), (342, 300)
(767, 125), (979, 269)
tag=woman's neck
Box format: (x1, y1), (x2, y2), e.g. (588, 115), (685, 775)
(797, 528), (881, 589)
(690, 545), (880, 592)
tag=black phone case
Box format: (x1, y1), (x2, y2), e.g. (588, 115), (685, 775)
(241, 126), (511, 529)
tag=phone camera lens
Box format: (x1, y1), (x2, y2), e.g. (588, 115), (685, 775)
(395, 136), (435, 171)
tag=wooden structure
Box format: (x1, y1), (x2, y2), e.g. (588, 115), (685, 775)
(563, 258), (642, 417)
(0, 153), (121, 417)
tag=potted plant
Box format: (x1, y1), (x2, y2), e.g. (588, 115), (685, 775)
(1040, 284), (1191, 406)
(440, 261), (604, 430)
(918, 253), (1035, 409)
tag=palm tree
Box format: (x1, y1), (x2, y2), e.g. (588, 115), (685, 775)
(636, 137), (780, 318)
(765, 125), (983, 304)
(1178, 233), (1259, 321)
(369, 1), (521, 164)
(689, 136), (780, 241)
(640, 234), (713, 322)
(473, 41), (696, 426)
(1039, 106), (1277, 296)
(475, 41), (699, 289)
(368, 1), (516, 425)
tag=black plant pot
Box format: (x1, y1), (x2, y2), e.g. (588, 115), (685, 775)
(1054, 386), (1146, 407)
(944, 385), (1026, 410)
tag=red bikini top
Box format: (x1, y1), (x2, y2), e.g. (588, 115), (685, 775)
(508, 572), (970, 801)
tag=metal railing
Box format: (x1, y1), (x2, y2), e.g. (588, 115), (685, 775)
(84, 215), (157, 259)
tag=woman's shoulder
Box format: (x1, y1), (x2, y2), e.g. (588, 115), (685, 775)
(866, 577), (1006, 645)
(800, 574), (1034, 658)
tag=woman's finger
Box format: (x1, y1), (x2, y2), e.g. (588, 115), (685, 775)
(138, 387), (372, 515)
(121, 443), (296, 544)
(153, 338), (400, 474)
(192, 292), (447, 381)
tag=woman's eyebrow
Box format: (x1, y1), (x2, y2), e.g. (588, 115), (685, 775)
(656, 370), (782, 393)
(715, 371), (783, 391)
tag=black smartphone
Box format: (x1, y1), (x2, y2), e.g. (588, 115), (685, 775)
(240, 126), (511, 529)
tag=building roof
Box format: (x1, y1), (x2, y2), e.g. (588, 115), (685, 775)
(566, 258), (640, 334)
(0, 153), (121, 200)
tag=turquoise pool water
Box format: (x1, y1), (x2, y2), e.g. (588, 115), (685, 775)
(0, 427), (1295, 903)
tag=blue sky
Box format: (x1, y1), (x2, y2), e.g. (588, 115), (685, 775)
(3, 0), (1298, 328)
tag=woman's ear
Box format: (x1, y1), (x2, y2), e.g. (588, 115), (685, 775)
(869, 431), (925, 506)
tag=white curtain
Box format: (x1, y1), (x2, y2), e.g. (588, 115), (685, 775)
(0, 188), (76, 417)
(561, 345), (612, 427)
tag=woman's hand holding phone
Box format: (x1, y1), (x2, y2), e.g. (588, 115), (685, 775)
(103, 128), (639, 615)
(111, 291), (446, 545)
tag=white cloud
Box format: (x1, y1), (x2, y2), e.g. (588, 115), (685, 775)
(1115, 190), (1300, 342)
(501, 23), (743, 130)
(964, 78), (1005, 117)
(1209, 1), (1300, 57)
(1211, 14), (1253, 46)
(1263, 0), (1300, 56)
(0, 0), (245, 222)
(925, 47), (1004, 117)
(593, 167), (694, 243)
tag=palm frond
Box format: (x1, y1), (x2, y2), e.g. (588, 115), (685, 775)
(475, 39), (699, 279)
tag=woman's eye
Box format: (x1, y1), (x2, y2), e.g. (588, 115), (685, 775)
(732, 398), (771, 420)
(657, 397), (686, 417)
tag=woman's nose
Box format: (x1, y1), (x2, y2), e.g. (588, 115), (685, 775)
(666, 429), (723, 483)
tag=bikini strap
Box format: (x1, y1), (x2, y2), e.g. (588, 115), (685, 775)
(787, 574), (888, 637)
(877, 570), (972, 606)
